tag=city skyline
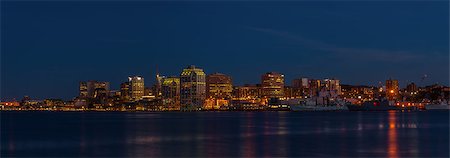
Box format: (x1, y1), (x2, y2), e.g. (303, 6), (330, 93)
(2, 1), (448, 100)
(1, 64), (446, 101)
(2, 1), (448, 158)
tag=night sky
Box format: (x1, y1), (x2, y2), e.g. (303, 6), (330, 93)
(1, 1), (448, 100)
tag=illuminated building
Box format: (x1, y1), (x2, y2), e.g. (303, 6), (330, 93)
(120, 82), (130, 101)
(1, 101), (20, 107)
(233, 84), (261, 100)
(79, 82), (88, 97)
(109, 90), (121, 97)
(261, 72), (284, 98)
(284, 86), (295, 99)
(292, 77), (311, 98)
(79, 81), (110, 98)
(154, 70), (166, 98)
(162, 77), (180, 110)
(386, 79), (399, 101)
(128, 76), (145, 101)
(341, 85), (375, 104)
(232, 84), (265, 109)
(406, 82), (418, 93)
(180, 65), (206, 110)
(292, 77), (309, 88)
(308, 79), (321, 97)
(205, 73), (233, 110)
(323, 78), (341, 95)
(144, 87), (153, 96)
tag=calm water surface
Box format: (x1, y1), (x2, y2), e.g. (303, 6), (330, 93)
(1, 111), (449, 157)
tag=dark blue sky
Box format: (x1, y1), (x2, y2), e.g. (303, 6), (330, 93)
(1, 1), (448, 100)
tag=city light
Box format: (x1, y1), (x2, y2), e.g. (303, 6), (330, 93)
(0, 66), (448, 112)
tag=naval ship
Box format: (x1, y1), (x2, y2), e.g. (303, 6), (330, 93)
(425, 100), (450, 110)
(347, 100), (418, 111)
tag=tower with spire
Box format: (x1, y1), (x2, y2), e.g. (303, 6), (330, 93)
(155, 65), (165, 98)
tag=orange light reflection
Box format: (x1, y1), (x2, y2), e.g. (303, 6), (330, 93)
(387, 111), (399, 158)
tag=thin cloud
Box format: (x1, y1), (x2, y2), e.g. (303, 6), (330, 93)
(246, 26), (425, 62)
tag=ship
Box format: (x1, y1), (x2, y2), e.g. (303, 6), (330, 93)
(288, 98), (349, 111)
(347, 100), (418, 111)
(290, 104), (348, 111)
(425, 100), (450, 110)
(267, 98), (291, 111)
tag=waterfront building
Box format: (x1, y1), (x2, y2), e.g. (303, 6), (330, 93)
(79, 81), (110, 98)
(292, 77), (310, 98)
(144, 87), (154, 96)
(232, 84), (266, 109)
(341, 85), (375, 104)
(162, 77), (181, 110)
(386, 79), (399, 101)
(128, 76), (145, 101)
(79, 82), (88, 97)
(154, 71), (166, 98)
(180, 65), (206, 110)
(308, 79), (321, 97)
(109, 90), (121, 97)
(205, 73), (233, 110)
(406, 82), (418, 94)
(292, 77), (309, 88)
(284, 86), (295, 99)
(323, 78), (341, 95)
(261, 72), (284, 98)
(0, 101), (20, 107)
(232, 84), (261, 100)
(120, 82), (130, 101)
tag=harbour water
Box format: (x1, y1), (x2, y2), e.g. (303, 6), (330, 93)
(1, 111), (449, 157)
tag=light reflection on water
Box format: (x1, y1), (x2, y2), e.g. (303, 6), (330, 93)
(388, 111), (399, 158)
(1, 111), (448, 157)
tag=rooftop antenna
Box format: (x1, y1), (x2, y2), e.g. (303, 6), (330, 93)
(156, 64), (161, 85)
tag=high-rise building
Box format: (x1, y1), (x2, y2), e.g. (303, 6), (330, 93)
(292, 77), (310, 98)
(162, 77), (180, 109)
(154, 70), (166, 98)
(292, 77), (309, 88)
(120, 82), (130, 101)
(79, 81), (110, 98)
(261, 72), (284, 98)
(205, 73), (233, 109)
(406, 82), (418, 93)
(128, 76), (145, 101)
(386, 79), (399, 101)
(323, 78), (341, 95)
(79, 82), (88, 97)
(180, 65), (206, 110)
(308, 79), (321, 97)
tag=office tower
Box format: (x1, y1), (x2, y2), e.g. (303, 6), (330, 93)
(406, 82), (418, 93)
(205, 73), (233, 109)
(120, 82), (130, 101)
(308, 79), (321, 97)
(162, 77), (180, 109)
(180, 65), (206, 110)
(79, 82), (88, 98)
(323, 78), (341, 95)
(128, 76), (145, 101)
(261, 72), (284, 98)
(292, 77), (309, 88)
(79, 81), (110, 98)
(292, 77), (310, 98)
(386, 79), (399, 101)
(154, 70), (166, 98)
